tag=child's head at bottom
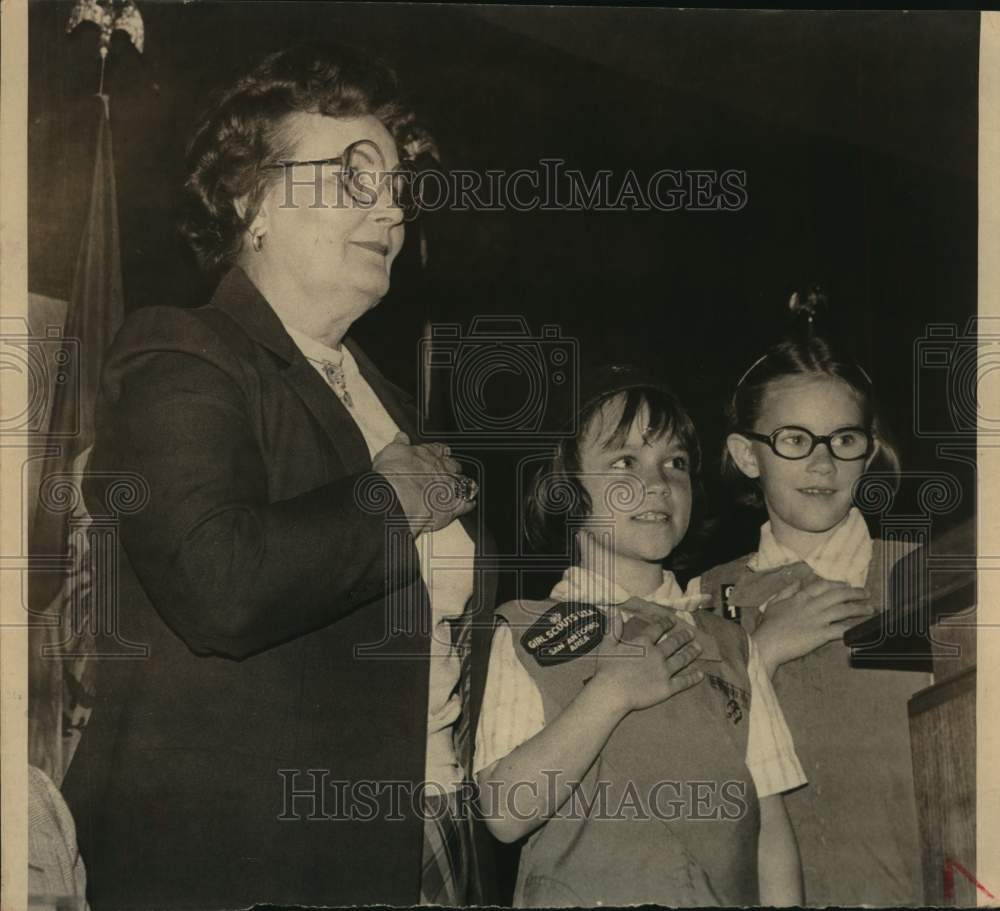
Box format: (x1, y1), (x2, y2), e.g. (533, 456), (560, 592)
(527, 366), (702, 589)
(722, 335), (900, 551)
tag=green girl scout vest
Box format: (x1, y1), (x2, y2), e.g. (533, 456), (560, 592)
(495, 598), (760, 907)
(700, 538), (930, 906)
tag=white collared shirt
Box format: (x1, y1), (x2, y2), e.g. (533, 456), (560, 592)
(749, 507), (873, 610)
(284, 324), (475, 792)
(474, 566), (806, 798)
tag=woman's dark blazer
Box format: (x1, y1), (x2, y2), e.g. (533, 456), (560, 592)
(61, 267), (497, 909)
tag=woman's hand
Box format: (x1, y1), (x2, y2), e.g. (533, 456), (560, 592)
(372, 433), (477, 536)
(592, 616), (705, 715)
(754, 577), (873, 676)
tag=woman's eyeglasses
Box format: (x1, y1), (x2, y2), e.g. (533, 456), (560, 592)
(739, 426), (874, 461)
(261, 139), (421, 221)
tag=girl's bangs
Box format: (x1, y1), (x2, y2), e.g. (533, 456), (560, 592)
(597, 388), (698, 458)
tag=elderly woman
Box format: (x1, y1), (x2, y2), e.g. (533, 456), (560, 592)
(62, 44), (496, 909)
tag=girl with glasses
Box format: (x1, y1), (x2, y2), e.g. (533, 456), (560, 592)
(693, 334), (931, 906)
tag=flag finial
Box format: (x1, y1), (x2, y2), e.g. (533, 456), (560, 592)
(67, 0), (144, 94)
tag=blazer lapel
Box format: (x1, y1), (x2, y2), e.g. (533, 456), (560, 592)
(209, 268), (371, 475)
(345, 338), (419, 439)
(209, 268), (298, 363)
(283, 357), (372, 474)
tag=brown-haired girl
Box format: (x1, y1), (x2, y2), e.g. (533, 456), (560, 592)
(696, 335), (931, 906)
(474, 366), (806, 907)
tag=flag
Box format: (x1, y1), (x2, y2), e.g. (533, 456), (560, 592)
(29, 94), (124, 782)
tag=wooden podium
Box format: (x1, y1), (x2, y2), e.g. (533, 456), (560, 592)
(844, 518), (977, 906)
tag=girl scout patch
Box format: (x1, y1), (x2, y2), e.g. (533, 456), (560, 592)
(521, 602), (606, 666)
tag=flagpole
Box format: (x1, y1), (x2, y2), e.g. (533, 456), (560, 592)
(29, 78), (124, 783)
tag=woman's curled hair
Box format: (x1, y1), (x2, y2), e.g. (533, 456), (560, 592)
(180, 42), (438, 270)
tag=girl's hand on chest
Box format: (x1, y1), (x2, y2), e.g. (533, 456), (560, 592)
(592, 614), (706, 716)
(755, 578), (873, 675)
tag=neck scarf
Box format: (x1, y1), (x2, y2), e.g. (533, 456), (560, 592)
(550, 565), (707, 622)
(750, 506), (873, 588)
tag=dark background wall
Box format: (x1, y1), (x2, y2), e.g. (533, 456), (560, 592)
(29, 3), (979, 574)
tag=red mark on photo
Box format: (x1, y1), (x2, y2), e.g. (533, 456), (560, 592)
(943, 858), (995, 903)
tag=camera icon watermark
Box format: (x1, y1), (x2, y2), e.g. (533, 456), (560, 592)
(913, 317), (1000, 438)
(0, 317), (81, 436)
(30, 467), (151, 659)
(418, 317), (578, 446)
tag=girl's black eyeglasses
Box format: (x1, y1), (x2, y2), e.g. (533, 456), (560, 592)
(739, 426), (874, 461)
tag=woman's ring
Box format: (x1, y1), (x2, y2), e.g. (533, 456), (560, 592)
(453, 476), (478, 502)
